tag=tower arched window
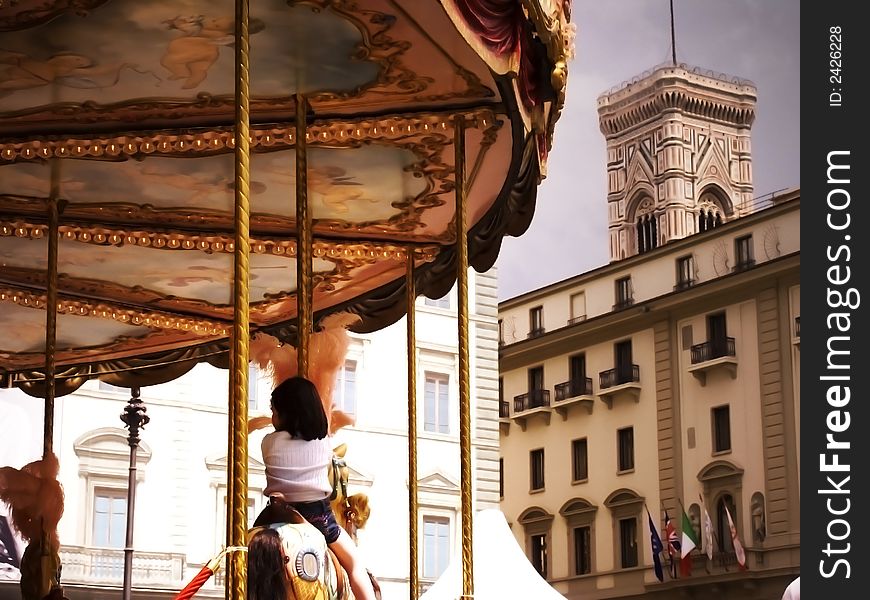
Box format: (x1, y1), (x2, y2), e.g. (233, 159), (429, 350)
(636, 213), (658, 254)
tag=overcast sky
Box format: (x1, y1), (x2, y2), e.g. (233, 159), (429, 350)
(494, 0), (800, 300)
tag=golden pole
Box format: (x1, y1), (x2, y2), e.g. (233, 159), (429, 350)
(455, 116), (474, 599)
(227, 1), (251, 598)
(295, 93), (312, 378)
(406, 251), (419, 599)
(43, 159), (60, 460)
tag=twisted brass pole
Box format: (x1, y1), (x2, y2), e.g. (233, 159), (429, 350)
(43, 159), (60, 460)
(455, 116), (474, 599)
(406, 251), (419, 599)
(295, 93), (312, 377)
(227, 1), (251, 598)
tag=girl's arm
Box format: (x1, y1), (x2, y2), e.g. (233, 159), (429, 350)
(247, 415), (273, 434)
(329, 408), (355, 434)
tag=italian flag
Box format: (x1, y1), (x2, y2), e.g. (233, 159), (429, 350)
(680, 508), (700, 577)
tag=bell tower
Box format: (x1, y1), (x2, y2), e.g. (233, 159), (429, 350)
(597, 64), (757, 261)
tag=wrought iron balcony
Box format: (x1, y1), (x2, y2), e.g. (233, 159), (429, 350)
(499, 399), (510, 418)
(58, 545), (185, 588)
(688, 337), (738, 385)
(514, 389), (551, 412)
(599, 365), (640, 389)
(528, 327), (546, 339)
(613, 297), (634, 310)
(598, 366), (640, 408)
(553, 377), (594, 417)
(555, 378), (593, 400)
(674, 278), (695, 291)
(690, 337), (736, 364)
(567, 314), (587, 325)
(733, 258), (756, 272)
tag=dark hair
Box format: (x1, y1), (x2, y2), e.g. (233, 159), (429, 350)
(271, 376), (328, 441)
(247, 528), (290, 600)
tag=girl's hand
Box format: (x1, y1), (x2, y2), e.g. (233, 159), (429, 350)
(330, 409), (355, 433)
(247, 415), (273, 434)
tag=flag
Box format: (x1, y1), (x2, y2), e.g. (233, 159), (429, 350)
(725, 504), (746, 569)
(680, 507), (699, 577)
(664, 510), (681, 578)
(700, 495), (714, 560)
(646, 508), (664, 582)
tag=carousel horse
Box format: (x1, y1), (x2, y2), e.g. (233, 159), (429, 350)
(248, 446), (380, 600)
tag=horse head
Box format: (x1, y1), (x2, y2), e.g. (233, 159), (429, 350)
(327, 443), (370, 541)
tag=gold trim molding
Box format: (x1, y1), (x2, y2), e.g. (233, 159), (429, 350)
(0, 111), (497, 162)
(0, 221), (441, 262)
(0, 286), (229, 336)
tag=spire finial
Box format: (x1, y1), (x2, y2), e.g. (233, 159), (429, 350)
(670, 0), (677, 65)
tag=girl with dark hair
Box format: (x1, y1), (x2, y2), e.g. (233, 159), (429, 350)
(256, 377), (376, 600)
(246, 528), (290, 600)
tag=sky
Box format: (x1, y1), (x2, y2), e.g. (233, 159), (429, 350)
(495, 0), (800, 300)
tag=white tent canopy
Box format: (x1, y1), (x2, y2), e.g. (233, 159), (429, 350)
(420, 509), (567, 600)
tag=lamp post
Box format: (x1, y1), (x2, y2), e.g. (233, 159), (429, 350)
(120, 387), (149, 600)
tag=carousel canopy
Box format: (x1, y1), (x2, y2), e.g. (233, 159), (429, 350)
(0, 0), (573, 395)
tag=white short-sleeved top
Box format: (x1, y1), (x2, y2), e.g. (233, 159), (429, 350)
(261, 431), (333, 502)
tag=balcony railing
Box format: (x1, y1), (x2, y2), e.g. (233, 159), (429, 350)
(527, 327), (546, 339)
(690, 337), (736, 364)
(674, 278), (695, 291)
(59, 545), (185, 587)
(733, 258), (756, 272)
(554, 377), (593, 401)
(514, 389), (551, 413)
(613, 297), (634, 310)
(567, 314), (587, 325)
(499, 400), (510, 418)
(599, 365), (640, 389)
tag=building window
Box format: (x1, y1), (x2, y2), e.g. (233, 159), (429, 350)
(614, 339), (636, 385)
(529, 306), (545, 338)
(499, 459), (504, 498)
(530, 448), (545, 491)
(425, 294), (451, 309)
(498, 319), (504, 346)
(530, 533), (548, 577)
(569, 292), (587, 324)
(618, 517), (638, 568)
(248, 364), (261, 410)
(334, 360), (357, 417)
(571, 438), (588, 482)
(614, 276), (633, 309)
(560, 499), (597, 576)
(424, 373), (450, 434)
(707, 312), (729, 357)
(617, 427), (634, 473)
(422, 516), (450, 579)
(519, 507), (555, 579)
(675, 255), (695, 289)
(93, 489), (127, 548)
(734, 235), (754, 270)
(574, 526), (592, 575)
(712, 405), (731, 453)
